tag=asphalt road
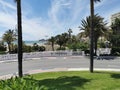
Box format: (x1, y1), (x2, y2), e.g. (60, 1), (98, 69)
(0, 56), (120, 76)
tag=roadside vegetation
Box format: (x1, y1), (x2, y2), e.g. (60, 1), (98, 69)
(0, 71), (120, 90)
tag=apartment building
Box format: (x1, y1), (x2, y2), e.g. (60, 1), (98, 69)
(111, 12), (120, 23)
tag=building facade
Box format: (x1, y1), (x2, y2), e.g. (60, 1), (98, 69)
(111, 12), (120, 23)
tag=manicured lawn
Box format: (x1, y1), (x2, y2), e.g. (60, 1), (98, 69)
(0, 71), (120, 90)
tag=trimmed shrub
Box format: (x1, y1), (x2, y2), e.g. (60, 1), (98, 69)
(67, 42), (89, 51)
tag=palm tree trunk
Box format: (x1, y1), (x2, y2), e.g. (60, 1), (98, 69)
(90, 0), (94, 73)
(17, 0), (23, 77)
(8, 43), (11, 53)
(60, 45), (62, 50)
(52, 43), (54, 51)
(94, 39), (98, 56)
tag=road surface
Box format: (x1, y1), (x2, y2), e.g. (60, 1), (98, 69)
(0, 56), (120, 76)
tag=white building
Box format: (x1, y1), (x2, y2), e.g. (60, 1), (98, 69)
(111, 12), (120, 23)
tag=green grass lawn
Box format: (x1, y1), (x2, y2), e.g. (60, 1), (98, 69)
(0, 71), (120, 90)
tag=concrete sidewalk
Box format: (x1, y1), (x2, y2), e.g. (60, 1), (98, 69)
(0, 68), (120, 80)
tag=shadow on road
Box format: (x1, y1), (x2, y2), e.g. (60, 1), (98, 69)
(96, 55), (117, 60)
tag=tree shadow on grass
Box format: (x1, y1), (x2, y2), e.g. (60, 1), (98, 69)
(93, 71), (120, 79)
(24, 76), (90, 90)
(111, 74), (120, 79)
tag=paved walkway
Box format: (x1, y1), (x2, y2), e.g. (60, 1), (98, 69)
(0, 68), (120, 80)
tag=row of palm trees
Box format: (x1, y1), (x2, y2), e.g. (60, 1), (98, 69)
(50, 0), (103, 73)
(8, 0), (101, 77)
(80, 14), (108, 56)
(48, 31), (73, 51)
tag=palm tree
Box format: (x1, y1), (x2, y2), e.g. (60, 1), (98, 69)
(15, 0), (23, 77)
(90, 0), (101, 72)
(80, 14), (107, 55)
(48, 36), (55, 51)
(68, 28), (72, 38)
(68, 28), (73, 43)
(2, 29), (16, 53)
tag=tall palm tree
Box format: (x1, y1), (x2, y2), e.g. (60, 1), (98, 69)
(68, 28), (72, 38)
(90, 0), (101, 72)
(80, 14), (107, 55)
(2, 29), (16, 53)
(48, 36), (55, 51)
(15, 0), (23, 77)
(68, 28), (73, 43)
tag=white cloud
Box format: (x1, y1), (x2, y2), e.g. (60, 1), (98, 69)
(0, 0), (119, 40)
(0, 0), (16, 10)
(0, 0), (53, 40)
(0, 12), (16, 28)
(22, 17), (53, 40)
(48, 0), (88, 34)
(0, 0), (88, 40)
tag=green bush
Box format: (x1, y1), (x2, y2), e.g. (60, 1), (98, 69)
(9, 45), (46, 53)
(23, 45), (33, 53)
(32, 43), (39, 51)
(38, 46), (46, 51)
(57, 47), (66, 50)
(111, 47), (120, 56)
(0, 76), (41, 90)
(0, 51), (6, 55)
(0, 46), (6, 51)
(67, 42), (89, 51)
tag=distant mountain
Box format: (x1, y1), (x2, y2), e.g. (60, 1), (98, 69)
(39, 39), (47, 41)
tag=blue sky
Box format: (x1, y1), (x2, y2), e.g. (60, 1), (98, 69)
(0, 0), (120, 41)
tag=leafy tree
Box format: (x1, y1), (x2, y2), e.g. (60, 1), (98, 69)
(48, 36), (55, 51)
(55, 33), (69, 50)
(32, 43), (39, 51)
(111, 18), (120, 47)
(71, 35), (78, 43)
(0, 41), (6, 52)
(2, 29), (16, 53)
(110, 18), (120, 55)
(68, 42), (89, 51)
